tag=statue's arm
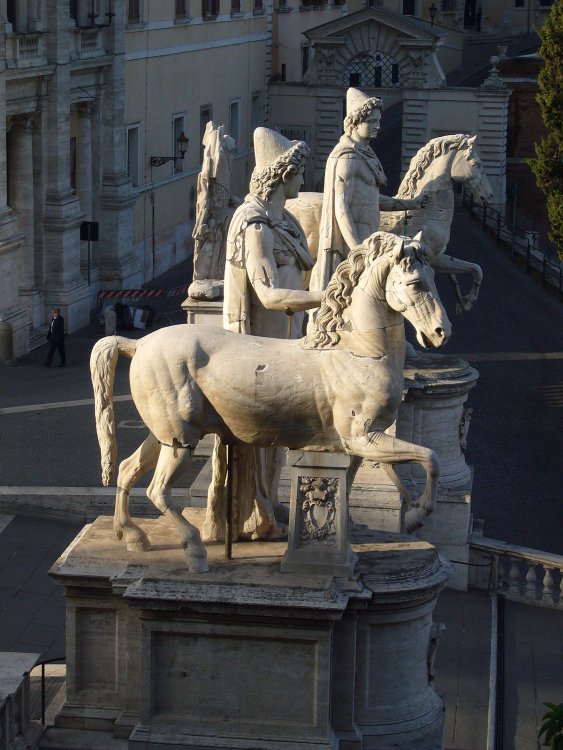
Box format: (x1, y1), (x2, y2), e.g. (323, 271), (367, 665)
(334, 157), (363, 250)
(379, 193), (428, 211)
(245, 224), (323, 312)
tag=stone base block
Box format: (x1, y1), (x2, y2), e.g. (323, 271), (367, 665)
(182, 297), (223, 326)
(129, 728), (336, 749)
(50, 514), (449, 750)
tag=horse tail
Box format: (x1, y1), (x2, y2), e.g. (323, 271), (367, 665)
(90, 336), (138, 487)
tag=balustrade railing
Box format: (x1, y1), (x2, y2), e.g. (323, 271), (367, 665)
(6, 32), (46, 68)
(469, 536), (563, 609)
(462, 188), (563, 300)
(79, 28), (102, 55)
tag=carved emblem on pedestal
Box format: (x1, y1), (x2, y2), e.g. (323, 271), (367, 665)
(299, 476), (338, 540)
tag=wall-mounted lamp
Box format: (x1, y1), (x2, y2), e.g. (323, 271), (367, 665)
(76, 0), (115, 29)
(150, 132), (189, 167)
(429, 2), (437, 26)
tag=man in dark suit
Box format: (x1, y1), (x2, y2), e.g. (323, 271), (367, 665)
(45, 308), (66, 367)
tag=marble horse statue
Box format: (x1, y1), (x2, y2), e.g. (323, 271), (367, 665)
(90, 232), (451, 573)
(287, 134), (493, 315)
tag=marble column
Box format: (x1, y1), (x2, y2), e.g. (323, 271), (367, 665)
(7, 115), (36, 294)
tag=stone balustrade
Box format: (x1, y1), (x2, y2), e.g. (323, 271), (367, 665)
(78, 28), (104, 57)
(0, 652), (42, 750)
(5, 33), (46, 69)
(469, 536), (563, 609)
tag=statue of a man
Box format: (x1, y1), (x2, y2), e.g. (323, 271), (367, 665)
(203, 127), (323, 542)
(310, 87), (427, 293)
(189, 122), (239, 301)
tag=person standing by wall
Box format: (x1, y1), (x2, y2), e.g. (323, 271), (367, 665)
(44, 308), (65, 367)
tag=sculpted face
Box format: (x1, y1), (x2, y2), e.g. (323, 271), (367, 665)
(356, 109), (381, 140)
(283, 165), (305, 199)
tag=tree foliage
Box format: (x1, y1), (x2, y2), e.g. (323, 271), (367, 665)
(529, 1), (563, 254)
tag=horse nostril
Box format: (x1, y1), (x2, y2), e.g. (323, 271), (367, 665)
(435, 327), (444, 338)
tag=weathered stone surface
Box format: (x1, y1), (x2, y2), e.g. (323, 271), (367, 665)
(50, 515), (450, 750)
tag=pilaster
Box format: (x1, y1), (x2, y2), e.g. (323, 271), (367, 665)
(42, 0), (90, 332)
(98, 0), (140, 287)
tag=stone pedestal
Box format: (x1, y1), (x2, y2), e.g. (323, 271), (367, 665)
(282, 451), (356, 578)
(349, 354), (478, 590)
(182, 296), (223, 326)
(50, 513), (450, 750)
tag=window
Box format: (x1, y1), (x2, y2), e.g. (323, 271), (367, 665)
(231, 0), (241, 12)
(128, 0), (141, 23)
(229, 100), (240, 150)
(127, 125), (140, 187)
(200, 106), (212, 162)
(173, 115), (185, 174)
(302, 46), (310, 77)
(251, 93), (263, 132)
(402, 0), (415, 14)
(514, 0), (526, 6)
(253, 0), (264, 12)
(202, 0), (219, 16)
(7, 0), (16, 25)
(69, 0), (78, 20)
(175, 0), (188, 17)
(343, 51), (402, 88)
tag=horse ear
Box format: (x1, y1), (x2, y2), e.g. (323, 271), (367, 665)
(468, 135), (477, 147)
(413, 231), (423, 242)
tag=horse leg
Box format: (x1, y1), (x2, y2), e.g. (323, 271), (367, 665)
(432, 254), (483, 314)
(114, 432), (160, 551)
(147, 444), (209, 573)
(341, 431), (440, 534)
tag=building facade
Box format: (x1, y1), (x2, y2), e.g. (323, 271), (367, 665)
(0, 0), (269, 357)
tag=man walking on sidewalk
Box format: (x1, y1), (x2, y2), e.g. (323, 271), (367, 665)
(44, 308), (66, 367)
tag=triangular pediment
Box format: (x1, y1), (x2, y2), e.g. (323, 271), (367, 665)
(304, 6), (446, 44)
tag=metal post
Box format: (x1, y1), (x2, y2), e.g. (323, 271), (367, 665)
(41, 663), (45, 725)
(542, 255), (547, 287)
(526, 240), (530, 272)
(225, 443), (233, 560)
(496, 213), (501, 241)
(483, 203), (487, 227)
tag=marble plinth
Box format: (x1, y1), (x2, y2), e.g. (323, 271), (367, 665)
(181, 296), (223, 326)
(348, 354), (478, 590)
(50, 513), (450, 750)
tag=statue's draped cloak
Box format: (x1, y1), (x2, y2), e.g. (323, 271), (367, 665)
(310, 135), (387, 292)
(223, 194), (315, 335)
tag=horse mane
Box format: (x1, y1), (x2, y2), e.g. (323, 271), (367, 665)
(396, 134), (472, 199)
(303, 232), (400, 350)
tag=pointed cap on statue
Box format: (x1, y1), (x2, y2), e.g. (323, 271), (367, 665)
(253, 127), (301, 171)
(346, 87), (382, 117)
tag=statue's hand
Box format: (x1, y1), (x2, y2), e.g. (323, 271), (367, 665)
(413, 193), (429, 209)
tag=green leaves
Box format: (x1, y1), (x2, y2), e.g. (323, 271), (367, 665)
(539, 702), (563, 748)
(529, 2), (563, 251)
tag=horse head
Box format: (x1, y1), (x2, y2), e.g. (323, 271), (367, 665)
(384, 235), (451, 349)
(451, 135), (494, 206)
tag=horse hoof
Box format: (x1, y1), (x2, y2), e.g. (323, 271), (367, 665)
(126, 538), (152, 553)
(114, 529), (124, 541)
(186, 553), (209, 573)
(404, 508), (424, 534)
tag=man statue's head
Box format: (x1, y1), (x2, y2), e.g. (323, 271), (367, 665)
(343, 88), (383, 138)
(250, 127), (310, 201)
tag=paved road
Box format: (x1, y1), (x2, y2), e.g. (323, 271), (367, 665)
(436, 208), (563, 555)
